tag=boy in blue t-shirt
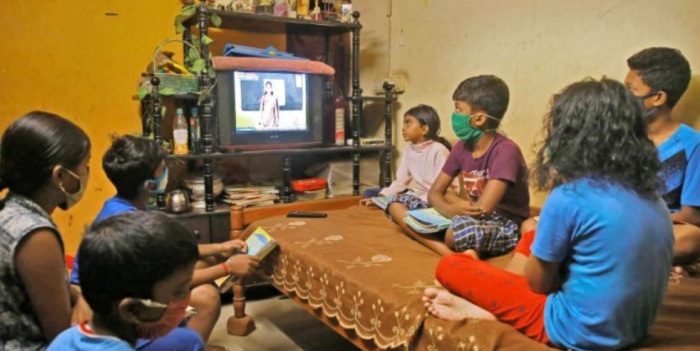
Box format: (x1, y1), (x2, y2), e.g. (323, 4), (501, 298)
(625, 47), (700, 265)
(49, 212), (203, 351)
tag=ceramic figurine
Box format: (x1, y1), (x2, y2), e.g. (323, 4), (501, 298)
(274, 0), (290, 17)
(296, 0), (309, 18)
(214, 0), (233, 10)
(310, 0), (322, 21)
(231, 0), (255, 12)
(256, 0), (274, 14)
(341, 2), (352, 22)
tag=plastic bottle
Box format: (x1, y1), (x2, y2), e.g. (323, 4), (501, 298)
(173, 108), (189, 155)
(334, 88), (345, 146)
(189, 107), (200, 154)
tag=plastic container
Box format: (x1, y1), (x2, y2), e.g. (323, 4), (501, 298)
(173, 108), (189, 155)
(291, 178), (327, 192)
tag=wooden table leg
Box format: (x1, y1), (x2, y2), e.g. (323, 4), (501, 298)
(227, 276), (255, 336)
(227, 205), (256, 336)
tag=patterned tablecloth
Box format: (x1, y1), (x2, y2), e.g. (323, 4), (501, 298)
(251, 206), (700, 351)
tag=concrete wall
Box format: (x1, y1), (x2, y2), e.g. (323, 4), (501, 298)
(355, 0), (700, 205)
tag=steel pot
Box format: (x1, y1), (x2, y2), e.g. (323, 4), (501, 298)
(167, 190), (190, 213)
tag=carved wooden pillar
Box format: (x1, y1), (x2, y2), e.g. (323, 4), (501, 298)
(283, 156), (292, 203)
(383, 82), (395, 187)
(351, 11), (361, 196)
(151, 77), (166, 211)
(198, 5), (215, 212)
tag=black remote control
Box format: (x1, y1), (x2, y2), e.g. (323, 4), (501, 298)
(287, 211), (328, 218)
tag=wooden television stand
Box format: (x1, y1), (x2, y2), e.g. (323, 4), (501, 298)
(218, 141), (323, 152)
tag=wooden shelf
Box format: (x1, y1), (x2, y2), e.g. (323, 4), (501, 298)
(167, 145), (391, 160)
(171, 202), (231, 219)
(145, 6), (396, 214)
(204, 10), (361, 33)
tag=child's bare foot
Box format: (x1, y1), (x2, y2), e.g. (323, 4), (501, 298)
(422, 288), (496, 321)
(206, 345), (228, 351)
(671, 266), (688, 278)
(463, 249), (480, 260)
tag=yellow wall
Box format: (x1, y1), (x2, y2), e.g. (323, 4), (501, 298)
(0, 1), (184, 255)
(0, 1), (285, 255)
(355, 0), (700, 205)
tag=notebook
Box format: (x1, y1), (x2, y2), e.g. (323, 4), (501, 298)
(216, 227), (278, 292)
(403, 208), (452, 234)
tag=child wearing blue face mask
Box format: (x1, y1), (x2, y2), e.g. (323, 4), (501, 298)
(416, 75), (530, 257)
(70, 135), (259, 351)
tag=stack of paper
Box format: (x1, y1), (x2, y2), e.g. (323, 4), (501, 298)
(403, 208), (452, 234)
(219, 185), (279, 207)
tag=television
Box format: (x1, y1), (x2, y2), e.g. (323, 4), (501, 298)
(216, 70), (327, 150)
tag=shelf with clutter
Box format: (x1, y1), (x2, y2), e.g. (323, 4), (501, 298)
(138, 1), (398, 218)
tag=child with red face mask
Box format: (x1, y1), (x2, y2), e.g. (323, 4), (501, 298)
(48, 212), (204, 351)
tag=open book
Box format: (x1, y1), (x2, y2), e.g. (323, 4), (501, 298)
(216, 227), (278, 292)
(403, 208), (452, 234)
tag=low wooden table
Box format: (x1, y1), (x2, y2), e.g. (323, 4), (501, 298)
(226, 196), (362, 337)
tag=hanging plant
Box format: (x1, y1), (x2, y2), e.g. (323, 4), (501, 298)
(137, 1), (219, 102)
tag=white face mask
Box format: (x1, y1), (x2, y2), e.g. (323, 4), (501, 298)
(58, 168), (89, 210)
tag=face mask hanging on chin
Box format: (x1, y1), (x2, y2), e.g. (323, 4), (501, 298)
(145, 166), (169, 195)
(58, 168), (89, 210)
(134, 297), (190, 340)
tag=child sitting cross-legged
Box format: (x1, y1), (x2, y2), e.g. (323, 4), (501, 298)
(423, 78), (674, 350)
(390, 75), (530, 257)
(49, 211), (203, 351)
(363, 104), (453, 206)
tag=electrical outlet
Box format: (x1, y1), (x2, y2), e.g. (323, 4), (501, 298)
(374, 73), (407, 94)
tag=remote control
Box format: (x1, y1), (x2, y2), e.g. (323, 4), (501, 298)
(287, 211), (328, 218)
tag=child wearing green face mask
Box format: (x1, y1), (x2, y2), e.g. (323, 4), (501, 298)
(410, 75), (530, 257)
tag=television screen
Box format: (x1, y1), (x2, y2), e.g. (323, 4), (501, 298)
(233, 71), (308, 133)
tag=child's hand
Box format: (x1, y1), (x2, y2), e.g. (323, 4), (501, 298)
(452, 201), (484, 218)
(226, 254), (260, 276)
(219, 240), (247, 257)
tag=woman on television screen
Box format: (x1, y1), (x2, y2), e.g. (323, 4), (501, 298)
(259, 81), (280, 129)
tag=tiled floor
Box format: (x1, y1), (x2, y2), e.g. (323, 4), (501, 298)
(208, 287), (359, 351)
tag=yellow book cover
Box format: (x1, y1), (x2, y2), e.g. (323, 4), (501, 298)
(217, 227), (278, 292)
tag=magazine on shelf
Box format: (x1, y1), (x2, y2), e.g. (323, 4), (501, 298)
(403, 208), (452, 234)
(216, 227), (278, 293)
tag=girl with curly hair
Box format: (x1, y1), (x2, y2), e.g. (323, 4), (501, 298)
(423, 78), (673, 350)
